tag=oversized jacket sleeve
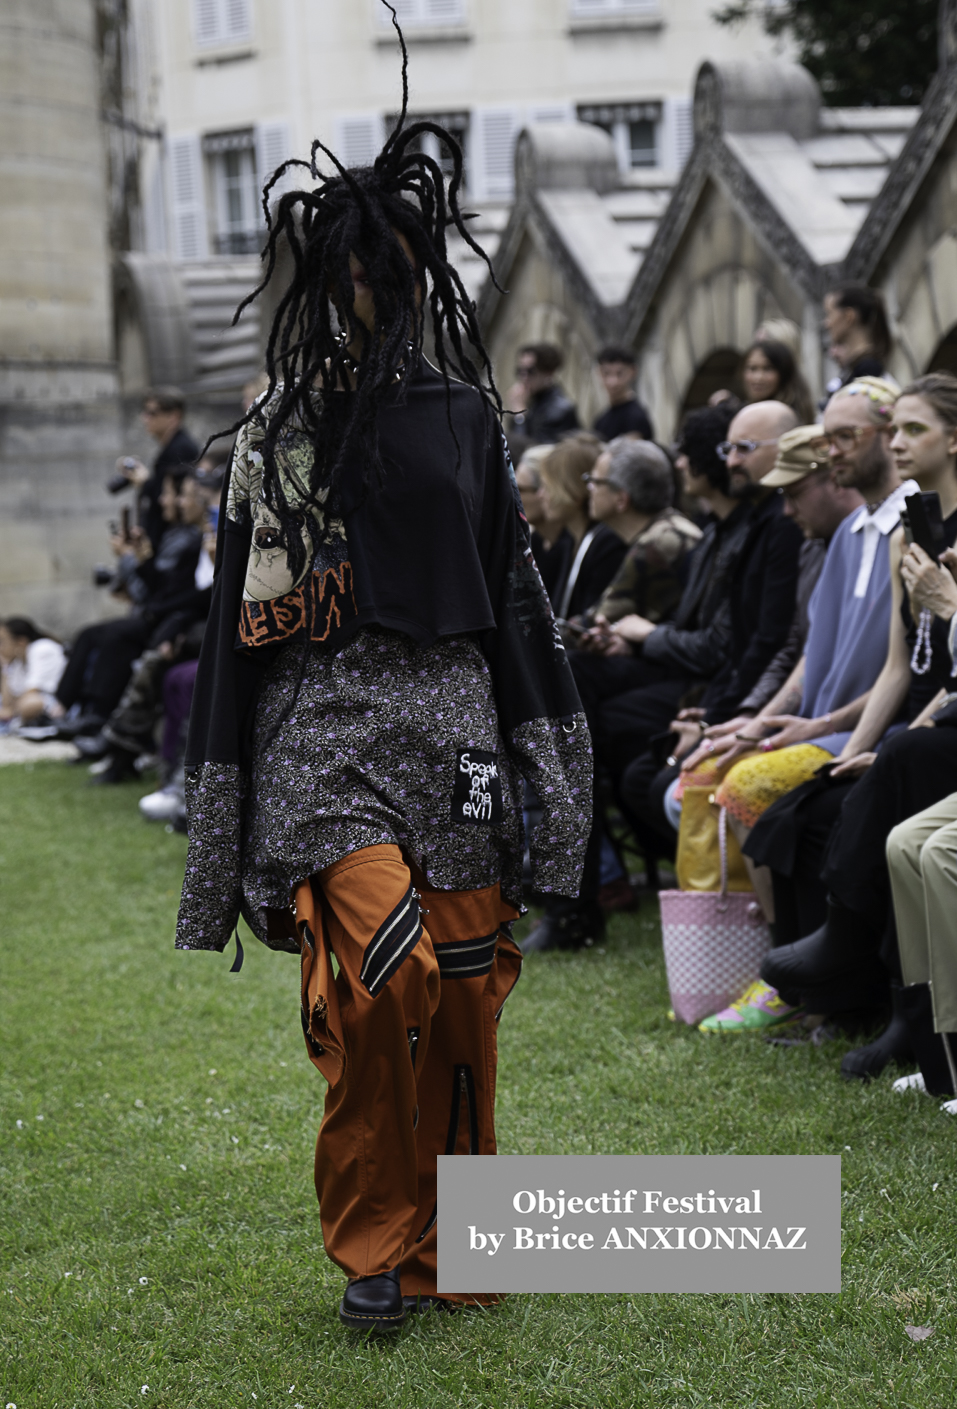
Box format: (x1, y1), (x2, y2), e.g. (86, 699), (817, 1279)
(477, 429), (593, 899)
(175, 445), (270, 953)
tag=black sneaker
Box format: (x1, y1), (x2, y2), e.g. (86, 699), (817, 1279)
(339, 1266), (407, 1333)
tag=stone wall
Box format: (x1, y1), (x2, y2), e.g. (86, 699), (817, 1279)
(0, 0), (122, 638)
(875, 122), (957, 383)
(484, 223), (611, 432)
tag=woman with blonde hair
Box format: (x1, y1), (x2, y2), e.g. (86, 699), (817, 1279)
(538, 433), (627, 619)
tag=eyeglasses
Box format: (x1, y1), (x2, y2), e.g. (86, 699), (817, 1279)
(515, 365), (536, 379)
(822, 425), (878, 451)
(582, 473), (614, 487)
(716, 438), (779, 461)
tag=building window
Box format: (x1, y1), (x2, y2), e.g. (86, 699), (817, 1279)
(578, 102), (662, 171)
(194, 0), (253, 47)
(386, 111), (470, 187)
(628, 119), (657, 167)
(204, 131), (261, 254)
(377, 0), (467, 27)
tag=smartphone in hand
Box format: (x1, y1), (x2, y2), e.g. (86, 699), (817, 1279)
(903, 492), (946, 561)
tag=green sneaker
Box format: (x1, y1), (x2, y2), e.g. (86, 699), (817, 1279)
(698, 981), (802, 1033)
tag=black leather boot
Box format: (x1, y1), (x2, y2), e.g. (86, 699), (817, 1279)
(402, 1294), (456, 1314)
(898, 983), (957, 1098)
(761, 897), (877, 991)
(339, 1265), (407, 1332)
(840, 983), (914, 1081)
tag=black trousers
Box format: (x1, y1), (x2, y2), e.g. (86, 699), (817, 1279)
(823, 727), (957, 921)
(746, 775), (854, 945)
(619, 754), (680, 860)
(570, 652), (678, 736)
(551, 653), (689, 912)
(751, 727), (957, 957)
(56, 617), (151, 719)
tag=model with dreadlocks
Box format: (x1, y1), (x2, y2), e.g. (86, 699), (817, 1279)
(175, 4), (590, 1332)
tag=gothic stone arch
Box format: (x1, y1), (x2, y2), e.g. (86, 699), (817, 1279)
(868, 116), (957, 384)
(633, 181), (810, 440)
(885, 228), (957, 382)
(482, 226), (609, 430)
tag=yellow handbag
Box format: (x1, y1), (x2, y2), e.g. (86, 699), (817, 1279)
(675, 785), (753, 892)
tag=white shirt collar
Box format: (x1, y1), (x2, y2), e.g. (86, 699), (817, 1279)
(849, 479), (919, 536)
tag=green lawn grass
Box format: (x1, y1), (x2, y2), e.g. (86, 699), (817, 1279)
(1, 761), (954, 1408)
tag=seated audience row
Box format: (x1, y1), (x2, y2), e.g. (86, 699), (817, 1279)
(530, 354), (957, 1109)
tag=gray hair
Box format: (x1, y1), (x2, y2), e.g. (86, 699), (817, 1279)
(605, 437), (674, 514)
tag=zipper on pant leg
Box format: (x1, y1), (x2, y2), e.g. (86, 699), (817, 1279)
(415, 1062), (478, 1243)
(408, 1027), (421, 1130)
(461, 1064), (478, 1155)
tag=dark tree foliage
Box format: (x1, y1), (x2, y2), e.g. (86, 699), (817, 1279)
(714, 0), (940, 106)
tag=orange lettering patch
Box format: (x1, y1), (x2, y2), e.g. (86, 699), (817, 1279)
(239, 559), (357, 649)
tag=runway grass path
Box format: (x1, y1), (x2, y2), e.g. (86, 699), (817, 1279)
(1, 760), (955, 1407)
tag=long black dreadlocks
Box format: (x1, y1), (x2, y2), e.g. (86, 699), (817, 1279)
(226, 0), (503, 585)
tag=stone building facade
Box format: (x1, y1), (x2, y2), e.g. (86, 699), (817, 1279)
(8, 2), (957, 632)
(0, 0), (124, 635)
(844, 6), (957, 384)
(479, 56), (923, 440)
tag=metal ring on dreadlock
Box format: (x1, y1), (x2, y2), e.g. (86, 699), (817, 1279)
(334, 329), (360, 375)
(910, 606), (934, 676)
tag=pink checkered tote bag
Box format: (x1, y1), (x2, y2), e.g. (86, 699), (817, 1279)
(658, 809), (771, 1025)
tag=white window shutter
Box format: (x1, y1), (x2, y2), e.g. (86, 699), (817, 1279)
(378, 0), (465, 26)
(194, 0), (220, 45)
(380, 0), (418, 24)
(674, 97), (694, 170)
(334, 114), (384, 170)
(570, 0), (654, 13)
(659, 97), (694, 174)
(169, 133), (208, 260)
(472, 107), (520, 201)
(225, 0), (252, 41)
(256, 120), (292, 197)
(425, 0), (466, 21)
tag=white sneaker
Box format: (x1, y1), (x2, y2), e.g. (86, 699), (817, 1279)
(940, 1098), (957, 1116)
(892, 1072), (926, 1094)
(139, 786), (183, 821)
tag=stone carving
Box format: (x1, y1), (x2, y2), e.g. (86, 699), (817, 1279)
(845, 64), (957, 281)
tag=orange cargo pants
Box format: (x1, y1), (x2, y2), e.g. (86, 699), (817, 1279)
(293, 843), (522, 1304)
